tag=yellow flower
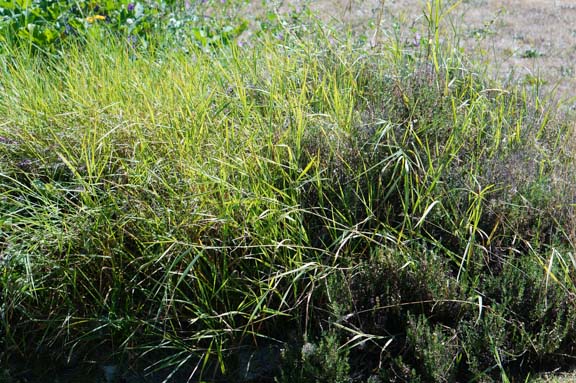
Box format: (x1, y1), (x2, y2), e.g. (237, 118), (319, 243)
(86, 15), (106, 23)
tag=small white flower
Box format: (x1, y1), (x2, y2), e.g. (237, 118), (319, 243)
(301, 342), (316, 358)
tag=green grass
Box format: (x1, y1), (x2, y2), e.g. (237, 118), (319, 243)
(1, 2), (576, 382)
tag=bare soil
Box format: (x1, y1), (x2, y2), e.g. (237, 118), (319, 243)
(277, 0), (576, 110)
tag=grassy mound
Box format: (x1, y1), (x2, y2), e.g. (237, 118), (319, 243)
(1, 2), (576, 382)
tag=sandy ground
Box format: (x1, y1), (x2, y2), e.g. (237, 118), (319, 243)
(274, 0), (576, 110)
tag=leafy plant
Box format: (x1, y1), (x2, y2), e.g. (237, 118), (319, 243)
(0, 0), (248, 52)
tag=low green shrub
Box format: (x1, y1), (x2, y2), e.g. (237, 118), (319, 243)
(0, 0), (248, 52)
(278, 330), (351, 383)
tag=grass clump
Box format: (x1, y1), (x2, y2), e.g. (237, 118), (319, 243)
(1, 1), (576, 382)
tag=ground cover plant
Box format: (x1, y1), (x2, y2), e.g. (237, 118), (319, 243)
(1, 0), (576, 382)
(0, 0), (247, 52)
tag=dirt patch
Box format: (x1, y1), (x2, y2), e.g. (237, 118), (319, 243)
(447, 0), (576, 108)
(273, 0), (576, 109)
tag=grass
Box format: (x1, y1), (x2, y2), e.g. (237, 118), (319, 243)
(1, 1), (576, 382)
